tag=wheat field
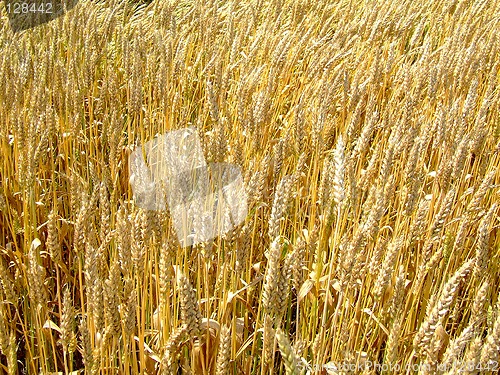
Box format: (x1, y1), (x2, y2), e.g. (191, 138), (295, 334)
(0, 0), (499, 373)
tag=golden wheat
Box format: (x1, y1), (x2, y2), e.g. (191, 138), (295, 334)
(0, 0), (499, 373)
